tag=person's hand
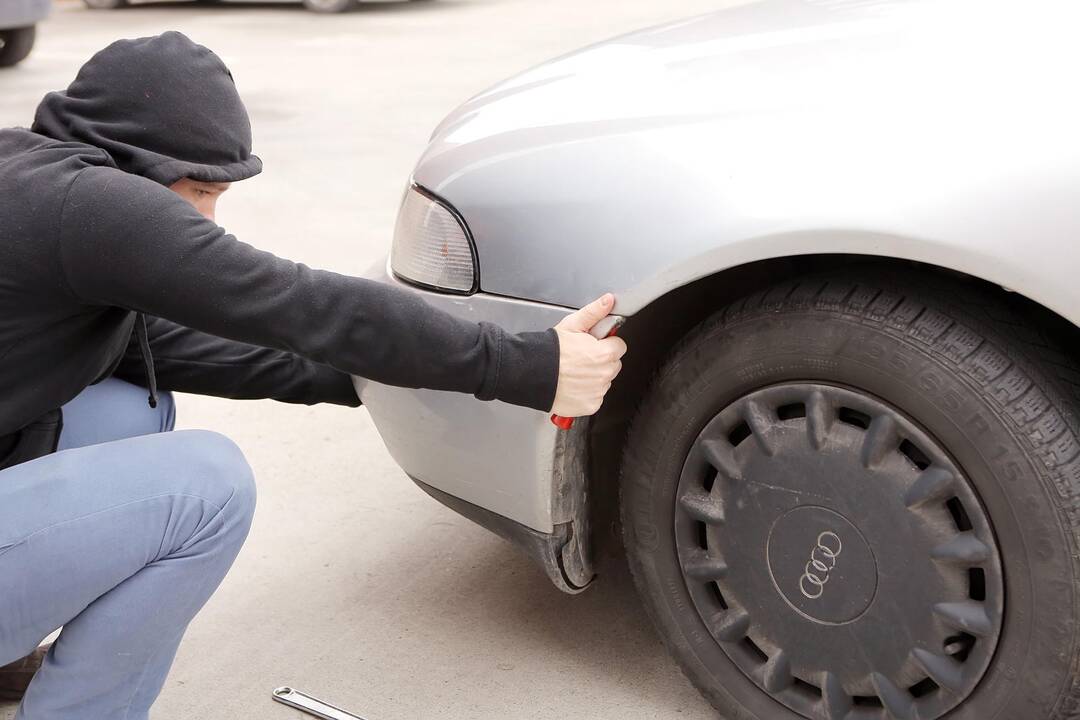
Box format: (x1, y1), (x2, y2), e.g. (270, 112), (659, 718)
(551, 293), (628, 417)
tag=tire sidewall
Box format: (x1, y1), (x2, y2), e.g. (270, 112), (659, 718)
(303, 0), (354, 12)
(0, 26), (35, 67)
(82, 0), (127, 9)
(623, 307), (1078, 720)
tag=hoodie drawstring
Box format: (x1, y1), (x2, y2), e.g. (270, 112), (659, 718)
(135, 313), (159, 409)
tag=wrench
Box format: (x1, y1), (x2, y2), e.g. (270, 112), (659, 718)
(272, 686), (368, 720)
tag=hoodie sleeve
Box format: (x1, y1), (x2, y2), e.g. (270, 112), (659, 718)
(58, 168), (560, 412)
(113, 315), (361, 407)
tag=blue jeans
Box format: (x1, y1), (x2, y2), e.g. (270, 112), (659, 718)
(0, 379), (256, 719)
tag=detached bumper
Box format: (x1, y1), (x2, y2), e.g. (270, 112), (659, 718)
(353, 260), (593, 591)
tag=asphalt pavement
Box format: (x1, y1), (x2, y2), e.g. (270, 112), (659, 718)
(0, 1), (724, 717)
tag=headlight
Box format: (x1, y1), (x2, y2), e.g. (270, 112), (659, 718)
(390, 185), (478, 294)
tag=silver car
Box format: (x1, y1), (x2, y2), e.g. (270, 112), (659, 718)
(81, 0), (411, 12)
(0, 0), (49, 67)
(355, 2), (1080, 719)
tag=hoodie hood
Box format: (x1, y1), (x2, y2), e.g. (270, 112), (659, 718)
(31, 31), (261, 187)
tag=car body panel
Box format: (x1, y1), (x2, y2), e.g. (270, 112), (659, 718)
(354, 261), (570, 533)
(1, 0), (50, 28)
(413, 0), (1080, 320)
(362, 0), (1080, 589)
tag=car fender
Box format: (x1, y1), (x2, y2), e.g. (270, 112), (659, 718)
(414, 0), (1080, 323)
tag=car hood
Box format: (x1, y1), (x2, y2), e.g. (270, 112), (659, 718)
(419, 0), (926, 176)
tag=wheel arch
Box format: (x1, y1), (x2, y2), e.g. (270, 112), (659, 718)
(586, 253), (1080, 557)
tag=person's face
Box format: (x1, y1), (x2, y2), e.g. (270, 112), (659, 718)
(168, 178), (231, 222)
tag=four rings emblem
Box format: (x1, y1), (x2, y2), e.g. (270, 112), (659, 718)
(799, 531), (843, 600)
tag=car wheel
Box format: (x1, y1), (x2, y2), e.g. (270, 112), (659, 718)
(302, 0), (355, 12)
(82, 0), (129, 8)
(621, 270), (1080, 720)
(0, 26), (36, 68)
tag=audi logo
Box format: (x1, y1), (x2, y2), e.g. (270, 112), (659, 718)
(799, 531), (843, 600)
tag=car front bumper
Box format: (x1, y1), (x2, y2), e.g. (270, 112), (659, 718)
(352, 259), (572, 535)
(353, 260), (596, 592)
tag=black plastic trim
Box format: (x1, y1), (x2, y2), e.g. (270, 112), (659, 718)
(409, 476), (590, 594)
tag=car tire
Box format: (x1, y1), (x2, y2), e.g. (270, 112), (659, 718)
(82, 0), (128, 8)
(302, 0), (355, 12)
(621, 270), (1080, 720)
(0, 26), (36, 68)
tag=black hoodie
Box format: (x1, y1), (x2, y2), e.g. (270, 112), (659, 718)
(0, 32), (559, 468)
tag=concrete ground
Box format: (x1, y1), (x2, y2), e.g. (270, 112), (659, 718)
(1, 0), (727, 718)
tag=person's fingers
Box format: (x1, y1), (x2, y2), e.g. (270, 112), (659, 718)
(593, 384), (612, 412)
(599, 336), (628, 360)
(556, 293), (615, 334)
(550, 303), (627, 417)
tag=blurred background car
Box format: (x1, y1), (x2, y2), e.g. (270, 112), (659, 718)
(0, 0), (50, 66)
(355, 2), (1080, 719)
(81, 0), (420, 13)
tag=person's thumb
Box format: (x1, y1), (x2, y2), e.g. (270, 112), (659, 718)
(557, 293), (615, 334)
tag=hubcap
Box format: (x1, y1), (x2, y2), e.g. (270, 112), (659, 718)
(674, 384), (1003, 720)
(767, 505), (877, 625)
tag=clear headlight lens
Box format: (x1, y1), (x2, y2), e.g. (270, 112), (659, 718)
(390, 185), (477, 294)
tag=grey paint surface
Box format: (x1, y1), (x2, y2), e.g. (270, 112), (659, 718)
(0, 0), (50, 27)
(365, 0), (1080, 537)
(354, 263), (570, 533)
(415, 0), (1080, 319)
(0, 1), (725, 719)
